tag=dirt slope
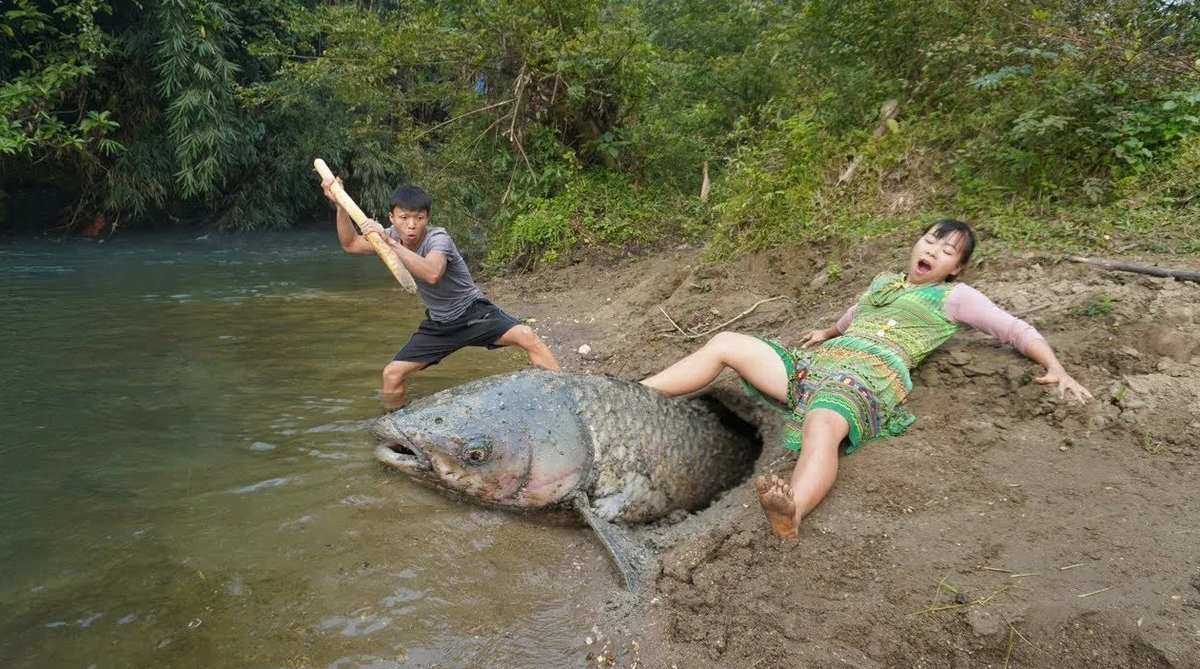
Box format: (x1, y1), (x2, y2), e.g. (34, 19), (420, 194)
(485, 234), (1200, 669)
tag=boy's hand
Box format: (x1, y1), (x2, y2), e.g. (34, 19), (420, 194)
(320, 177), (343, 204)
(360, 219), (386, 238)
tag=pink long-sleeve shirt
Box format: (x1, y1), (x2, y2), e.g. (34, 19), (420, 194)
(834, 283), (1044, 354)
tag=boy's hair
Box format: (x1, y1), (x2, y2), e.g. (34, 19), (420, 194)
(923, 218), (976, 279)
(389, 184), (432, 214)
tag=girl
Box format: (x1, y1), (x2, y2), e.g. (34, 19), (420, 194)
(640, 219), (1092, 538)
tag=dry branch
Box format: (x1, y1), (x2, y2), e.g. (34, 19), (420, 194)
(660, 296), (785, 339)
(1068, 257), (1200, 283)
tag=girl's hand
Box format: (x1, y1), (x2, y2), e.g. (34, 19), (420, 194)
(800, 328), (835, 349)
(1034, 369), (1093, 403)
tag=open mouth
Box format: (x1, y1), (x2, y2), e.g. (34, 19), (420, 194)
(916, 259), (932, 274)
(375, 437), (430, 473)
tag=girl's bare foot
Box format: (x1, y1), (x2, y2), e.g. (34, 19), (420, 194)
(754, 474), (799, 538)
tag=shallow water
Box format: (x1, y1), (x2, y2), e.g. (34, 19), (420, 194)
(0, 232), (608, 668)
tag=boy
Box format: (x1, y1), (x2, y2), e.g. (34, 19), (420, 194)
(322, 180), (560, 407)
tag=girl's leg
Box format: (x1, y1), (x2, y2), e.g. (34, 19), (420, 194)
(755, 408), (849, 538)
(641, 331), (789, 402)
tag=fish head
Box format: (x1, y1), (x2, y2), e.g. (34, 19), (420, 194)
(373, 370), (592, 510)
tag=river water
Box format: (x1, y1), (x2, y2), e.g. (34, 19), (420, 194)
(0, 232), (610, 668)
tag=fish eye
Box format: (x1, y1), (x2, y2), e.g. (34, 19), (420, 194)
(462, 443), (491, 465)
(434, 417), (443, 425)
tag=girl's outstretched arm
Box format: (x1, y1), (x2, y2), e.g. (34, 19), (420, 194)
(1022, 339), (1093, 403)
(945, 284), (1092, 403)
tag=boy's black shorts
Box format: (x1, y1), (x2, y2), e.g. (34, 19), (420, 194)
(393, 298), (521, 366)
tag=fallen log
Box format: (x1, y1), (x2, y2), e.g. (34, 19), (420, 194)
(1068, 257), (1200, 284)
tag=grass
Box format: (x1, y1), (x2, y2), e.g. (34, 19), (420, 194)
(1084, 294), (1119, 318)
(1140, 431), (1167, 455)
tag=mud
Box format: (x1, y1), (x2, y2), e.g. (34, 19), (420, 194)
(485, 234), (1200, 669)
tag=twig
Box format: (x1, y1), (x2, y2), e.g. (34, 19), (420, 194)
(1010, 624), (1038, 650)
(980, 566), (1014, 574)
(1068, 257), (1200, 283)
(1010, 572), (1040, 579)
(658, 307), (690, 337)
(1077, 586), (1112, 598)
(662, 296), (785, 339)
(1058, 563), (1085, 571)
(412, 98), (514, 141)
(909, 585), (1011, 616)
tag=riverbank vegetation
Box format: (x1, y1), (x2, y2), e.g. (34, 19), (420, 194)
(3, 0), (1198, 262)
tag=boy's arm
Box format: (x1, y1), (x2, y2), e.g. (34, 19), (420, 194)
(335, 206), (377, 255)
(322, 178), (375, 255)
(360, 221), (449, 284)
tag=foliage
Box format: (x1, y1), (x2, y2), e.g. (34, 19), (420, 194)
(486, 170), (700, 270)
(153, 0), (243, 198)
(2, 0), (1199, 264)
(0, 0), (121, 157)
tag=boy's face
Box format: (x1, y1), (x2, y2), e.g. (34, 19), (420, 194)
(388, 207), (429, 247)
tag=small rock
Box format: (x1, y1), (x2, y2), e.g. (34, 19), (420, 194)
(948, 351), (973, 366)
(1161, 305), (1194, 326)
(727, 531), (753, 548)
(967, 607), (1004, 636)
(578, 344), (592, 356)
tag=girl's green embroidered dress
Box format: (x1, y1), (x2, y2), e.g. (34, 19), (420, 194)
(751, 272), (970, 452)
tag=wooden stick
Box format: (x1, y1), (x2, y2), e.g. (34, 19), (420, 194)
(313, 159), (417, 294)
(1068, 257), (1200, 284)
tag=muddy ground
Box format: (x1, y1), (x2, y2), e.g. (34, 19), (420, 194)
(485, 232), (1199, 669)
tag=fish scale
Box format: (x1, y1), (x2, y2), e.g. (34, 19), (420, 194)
(567, 374), (759, 523)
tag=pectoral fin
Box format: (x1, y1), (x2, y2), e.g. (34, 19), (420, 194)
(574, 495), (643, 593)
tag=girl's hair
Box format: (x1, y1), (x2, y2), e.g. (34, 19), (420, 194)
(923, 218), (976, 279)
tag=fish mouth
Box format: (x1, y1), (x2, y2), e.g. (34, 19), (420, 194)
(375, 437), (431, 474)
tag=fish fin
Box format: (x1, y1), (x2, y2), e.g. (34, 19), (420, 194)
(574, 495), (643, 593)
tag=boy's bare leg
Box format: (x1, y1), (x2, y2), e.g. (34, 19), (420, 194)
(494, 324), (561, 370)
(641, 332), (788, 401)
(381, 360), (427, 409)
(755, 408), (848, 538)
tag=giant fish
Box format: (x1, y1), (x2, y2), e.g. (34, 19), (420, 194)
(373, 368), (760, 591)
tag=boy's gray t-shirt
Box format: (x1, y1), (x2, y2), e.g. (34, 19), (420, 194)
(388, 226), (484, 322)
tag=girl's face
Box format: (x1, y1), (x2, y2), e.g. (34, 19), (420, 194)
(906, 229), (967, 284)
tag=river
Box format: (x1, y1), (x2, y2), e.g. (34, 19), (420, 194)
(0, 232), (610, 668)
